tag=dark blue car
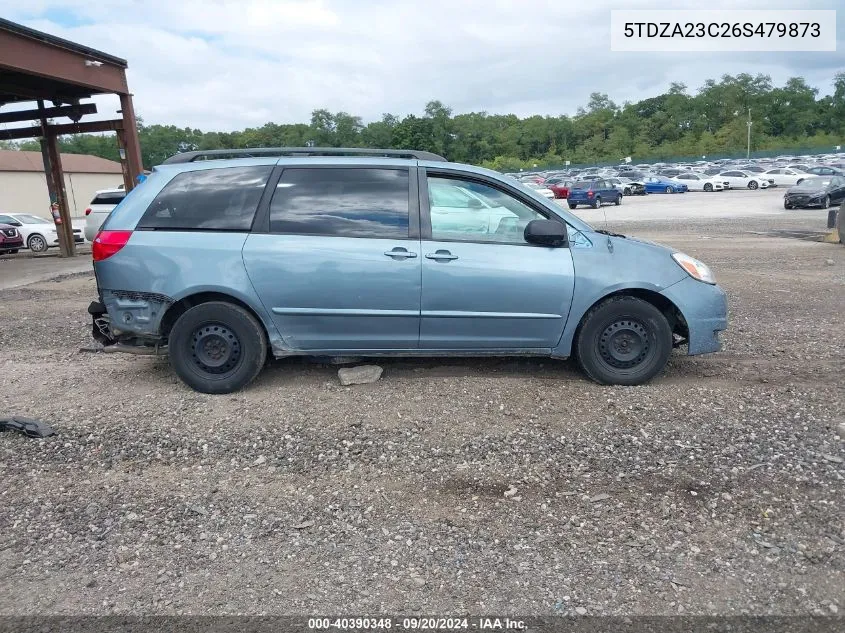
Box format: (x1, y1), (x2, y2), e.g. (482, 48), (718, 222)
(643, 176), (688, 194)
(566, 180), (623, 209)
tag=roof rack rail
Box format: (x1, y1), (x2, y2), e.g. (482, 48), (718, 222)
(161, 147), (447, 164)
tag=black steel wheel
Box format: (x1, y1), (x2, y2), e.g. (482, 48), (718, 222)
(168, 301), (267, 394)
(575, 296), (673, 385)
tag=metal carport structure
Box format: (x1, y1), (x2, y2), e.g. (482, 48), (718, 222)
(0, 18), (143, 256)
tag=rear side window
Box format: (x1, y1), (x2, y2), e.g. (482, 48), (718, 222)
(138, 166), (272, 230)
(91, 193), (125, 205)
(269, 168), (409, 238)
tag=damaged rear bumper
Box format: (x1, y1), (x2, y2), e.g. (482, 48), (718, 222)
(88, 289), (174, 352)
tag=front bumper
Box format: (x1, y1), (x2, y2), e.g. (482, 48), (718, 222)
(661, 277), (728, 355)
(0, 239), (24, 251)
(785, 194), (825, 207)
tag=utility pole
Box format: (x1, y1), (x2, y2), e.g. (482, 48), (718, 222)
(746, 108), (752, 160)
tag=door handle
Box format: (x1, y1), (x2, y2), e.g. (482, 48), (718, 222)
(384, 248), (417, 259)
(425, 250), (458, 261)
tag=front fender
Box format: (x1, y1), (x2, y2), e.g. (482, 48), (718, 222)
(552, 233), (687, 357)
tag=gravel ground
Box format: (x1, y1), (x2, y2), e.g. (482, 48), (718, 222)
(0, 209), (843, 616)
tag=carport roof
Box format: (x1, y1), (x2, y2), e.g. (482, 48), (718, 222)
(0, 150), (122, 174)
(0, 18), (127, 67)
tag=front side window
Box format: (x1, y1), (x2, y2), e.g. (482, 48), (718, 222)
(269, 168), (409, 238)
(139, 166), (272, 230)
(427, 176), (547, 244)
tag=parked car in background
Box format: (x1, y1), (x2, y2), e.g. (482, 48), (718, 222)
(762, 168), (809, 187)
(804, 166), (844, 177)
(84, 188), (126, 241)
(0, 223), (24, 254)
(88, 147), (728, 393)
(546, 179), (574, 199)
(567, 180), (623, 208)
(783, 176), (845, 209)
(717, 170), (770, 190)
(671, 173), (724, 192)
(0, 212), (83, 252)
(522, 182), (555, 198)
(615, 177), (646, 196)
(643, 176), (688, 194)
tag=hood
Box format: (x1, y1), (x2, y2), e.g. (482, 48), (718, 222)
(786, 184), (825, 195)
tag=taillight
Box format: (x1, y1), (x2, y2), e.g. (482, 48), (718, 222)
(84, 207), (92, 216)
(92, 230), (132, 262)
(587, 191), (594, 198)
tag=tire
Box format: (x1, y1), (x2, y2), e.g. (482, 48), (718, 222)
(784, 200), (792, 210)
(665, 186), (673, 194)
(748, 180), (758, 190)
(796, 179), (804, 185)
(837, 201), (844, 244)
(822, 195), (830, 209)
(592, 196), (601, 209)
(575, 296), (673, 386)
(704, 183), (713, 192)
(168, 301), (267, 394)
(623, 187), (632, 196)
(615, 194), (622, 205)
(27, 234), (48, 253)
(568, 203), (577, 209)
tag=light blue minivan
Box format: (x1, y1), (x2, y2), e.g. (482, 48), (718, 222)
(88, 148), (727, 394)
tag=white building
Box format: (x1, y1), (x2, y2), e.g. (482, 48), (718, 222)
(0, 150), (123, 219)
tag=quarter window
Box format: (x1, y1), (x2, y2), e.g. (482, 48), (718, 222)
(427, 176), (547, 244)
(138, 166), (272, 230)
(269, 168), (409, 238)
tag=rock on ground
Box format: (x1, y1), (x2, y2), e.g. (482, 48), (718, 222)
(338, 364), (383, 386)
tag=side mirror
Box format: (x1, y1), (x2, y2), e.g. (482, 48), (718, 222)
(524, 219), (566, 247)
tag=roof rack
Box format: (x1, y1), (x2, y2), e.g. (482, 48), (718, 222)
(161, 147), (447, 164)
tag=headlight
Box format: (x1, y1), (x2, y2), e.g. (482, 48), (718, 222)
(672, 252), (716, 284)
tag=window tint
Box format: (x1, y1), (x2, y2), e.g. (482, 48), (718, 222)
(139, 166), (271, 230)
(428, 176), (547, 244)
(269, 168), (409, 238)
(91, 192), (126, 205)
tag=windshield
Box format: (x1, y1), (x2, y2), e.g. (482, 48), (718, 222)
(14, 214), (49, 224)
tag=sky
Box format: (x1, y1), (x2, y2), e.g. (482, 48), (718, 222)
(1, 0), (843, 131)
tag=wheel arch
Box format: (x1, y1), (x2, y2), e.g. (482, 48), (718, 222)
(559, 287), (689, 357)
(159, 290), (272, 345)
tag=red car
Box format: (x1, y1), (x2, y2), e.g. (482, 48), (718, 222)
(0, 223), (24, 254)
(545, 178), (573, 199)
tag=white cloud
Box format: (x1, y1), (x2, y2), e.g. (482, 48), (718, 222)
(0, 0), (842, 130)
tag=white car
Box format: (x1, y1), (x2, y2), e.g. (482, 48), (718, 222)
(522, 182), (556, 198)
(0, 212), (84, 253)
(671, 173), (725, 192)
(717, 170), (770, 190)
(84, 188), (125, 241)
(762, 168), (810, 187)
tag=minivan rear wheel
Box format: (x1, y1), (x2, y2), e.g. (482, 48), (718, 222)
(168, 301), (267, 394)
(575, 296), (672, 386)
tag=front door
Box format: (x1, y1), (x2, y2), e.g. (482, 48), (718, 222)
(419, 171), (575, 350)
(243, 166), (421, 350)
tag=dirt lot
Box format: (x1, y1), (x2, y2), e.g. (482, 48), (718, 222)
(0, 198), (843, 616)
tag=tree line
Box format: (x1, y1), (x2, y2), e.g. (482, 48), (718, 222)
(10, 72), (845, 171)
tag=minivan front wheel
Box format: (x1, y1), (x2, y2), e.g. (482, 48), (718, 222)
(575, 296), (672, 386)
(168, 301), (267, 394)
